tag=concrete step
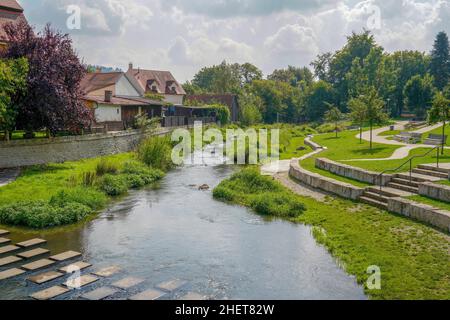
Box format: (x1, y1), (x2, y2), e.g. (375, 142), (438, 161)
(391, 178), (420, 188)
(0, 230), (9, 237)
(412, 168), (448, 179)
(0, 238), (11, 245)
(366, 187), (400, 198)
(359, 196), (388, 210)
(0, 255), (22, 267)
(418, 164), (450, 174)
(362, 192), (389, 203)
(387, 182), (419, 193)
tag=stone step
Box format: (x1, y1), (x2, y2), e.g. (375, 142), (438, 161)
(17, 238), (47, 248)
(21, 258), (55, 271)
(112, 277), (145, 290)
(30, 286), (70, 300)
(28, 271), (64, 285)
(387, 182), (419, 193)
(59, 261), (91, 274)
(412, 168), (448, 179)
(180, 292), (207, 300)
(0, 245), (20, 255)
(0, 238), (11, 245)
(418, 164), (450, 174)
(156, 279), (188, 293)
(391, 178), (420, 188)
(362, 192), (388, 203)
(359, 196), (388, 210)
(0, 255), (22, 267)
(0, 230), (9, 237)
(92, 266), (122, 277)
(128, 289), (166, 301)
(17, 248), (50, 259)
(63, 274), (99, 289)
(81, 287), (120, 301)
(0, 268), (26, 281)
(395, 173), (428, 183)
(366, 187), (400, 198)
(50, 251), (81, 262)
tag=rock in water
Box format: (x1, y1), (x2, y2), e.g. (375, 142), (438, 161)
(198, 184), (210, 191)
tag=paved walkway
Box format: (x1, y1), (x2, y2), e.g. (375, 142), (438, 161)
(0, 168), (20, 188)
(347, 122), (447, 162)
(274, 172), (327, 201)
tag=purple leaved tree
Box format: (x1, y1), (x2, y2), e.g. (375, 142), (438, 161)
(1, 21), (92, 135)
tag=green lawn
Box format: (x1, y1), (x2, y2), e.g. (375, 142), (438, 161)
(408, 195), (450, 211)
(214, 168), (450, 300)
(280, 136), (311, 160)
(378, 130), (402, 136)
(0, 153), (133, 205)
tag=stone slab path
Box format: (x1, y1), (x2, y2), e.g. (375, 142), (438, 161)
(28, 271), (64, 285)
(274, 172), (327, 201)
(0, 168), (20, 188)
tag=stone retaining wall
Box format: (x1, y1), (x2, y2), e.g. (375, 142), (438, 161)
(315, 158), (393, 185)
(388, 197), (450, 232)
(289, 159), (365, 200)
(304, 136), (323, 151)
(418, 182), (450, 203)
(0, 128), (171, 169)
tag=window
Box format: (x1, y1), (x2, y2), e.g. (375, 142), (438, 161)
(117, 109), (120, 114)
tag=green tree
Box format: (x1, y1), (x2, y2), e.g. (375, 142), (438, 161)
(268, 66), (313, 87)
(351, 88), (388, 150)
(302, 80), (336, 122)
(430, 31), (450, 90)
(403, 74), (435, 119)
(324, 105), (343, 138)
(0, 58), (28, 141)
(311, 52), (333, 81)
(427, 92), (450, 154)
(239, 91), (263, 126)
(348, 97), (367, 143)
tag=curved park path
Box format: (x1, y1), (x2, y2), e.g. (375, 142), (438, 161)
(347, 122), (446, 162)
(0, 168), (20, 188)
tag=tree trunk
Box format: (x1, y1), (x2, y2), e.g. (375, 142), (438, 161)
(370, 120), (373, 150)
(360, 124), (363, 144)
(442, 120), (446, 155)
(335, 122), (338, 138)
(5, 129), (9, 142)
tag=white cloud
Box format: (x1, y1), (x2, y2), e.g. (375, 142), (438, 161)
(19, 0), (450, 81)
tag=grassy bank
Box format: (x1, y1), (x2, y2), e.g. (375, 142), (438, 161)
(213, 168), (450, 300)
(0, 135), (172, 229)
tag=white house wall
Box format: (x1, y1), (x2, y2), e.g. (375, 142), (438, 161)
(116, 75), (141, 97)
(164, 94), (184, 105)
(95, 104), (122, 122)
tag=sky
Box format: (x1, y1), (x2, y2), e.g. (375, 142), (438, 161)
(20, 0), (450, 82)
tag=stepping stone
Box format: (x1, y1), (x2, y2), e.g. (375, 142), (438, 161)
(156, 279), (188, 292)
(28, 271), (64, 285)
(0, 268), (26, 281)
(81, 287), (119, 301)
(180, 292), (207, 300)
(92, 266), (121, 277)
(0, 255), (22, 267)
(50, 251), (81, 262)
(129, 289), (166, 301)
(112, 277), (145, 289)
(0, 238), (11, 245)
(59, 261), (91, 274)
(0, 245), (20, 255)
(0, 230), (9, 237)
(17, 248), (50, 259)
(17, 238), (47, 248)
(21, 258), (55, 271)
(64, 274), (99, 289)
(31, 286), (69, 300)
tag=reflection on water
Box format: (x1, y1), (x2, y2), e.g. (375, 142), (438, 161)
(0, 156), (366, 300)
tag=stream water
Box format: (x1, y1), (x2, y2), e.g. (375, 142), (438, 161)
(0, 150), (366, 300)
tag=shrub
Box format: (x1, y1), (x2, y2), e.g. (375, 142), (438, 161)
(99, 174), (129, 196)
(49, 187), (107, 210)
(126, 174), (146, 188)
(226, 168), (283, 194)
(137, 136), (173, 171)
(81, 171), (97, 187)
(0, 200), (91, 229)
(250, 193), (306, 218)
(96, 158), (119, 176)
(122, 161), (165, 184)
(212, 186), (235, 202)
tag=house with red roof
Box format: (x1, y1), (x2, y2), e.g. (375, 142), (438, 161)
(0, 0), (28, 48)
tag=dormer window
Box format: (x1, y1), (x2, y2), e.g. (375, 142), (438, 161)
(152, 85), (157, 92)
(147, 79), (158, 92)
